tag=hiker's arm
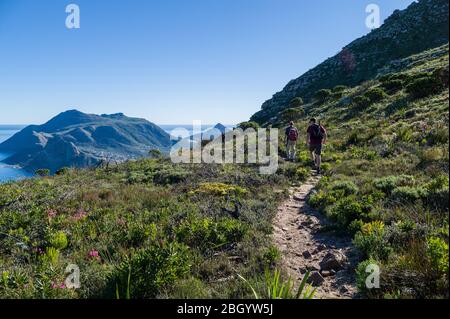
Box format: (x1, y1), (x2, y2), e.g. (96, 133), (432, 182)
(306, 133), (310, 145)
(323, 130), (328, 144)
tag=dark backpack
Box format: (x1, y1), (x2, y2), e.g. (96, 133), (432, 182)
(288, 128), (299, 141)
(310, 124), (324, 140)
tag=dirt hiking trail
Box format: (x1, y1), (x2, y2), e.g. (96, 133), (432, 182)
(273, 171), (359, 299)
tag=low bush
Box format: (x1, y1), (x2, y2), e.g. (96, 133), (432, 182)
(328, 197), (373, 229)
(48, 231), (69, 250)
(176, 217), (247, 251)
(289, 97), (304, 108)
(353, 96), (371, 109)
(364, 88), (387, 103)
(427, 236), (449, 275)
(330, 180), (359, 196)
(295, 167), (310, 181)
(35, 169), (50, 177)
(190, 183), (247, 197)
(353, 221), (392, 261)
(390, 186), (428, 203)
(373, 175), (415, 194)
(355, 259), (381, 297)
(153, 167), (188, 185)
(308, 191), (337, 211)
(110, 243), (191, 299)
(406, 76), (443, 99)
(314, 89), (332, 102)
(237, 121), (260, 131)
(381, 79), (404, 93)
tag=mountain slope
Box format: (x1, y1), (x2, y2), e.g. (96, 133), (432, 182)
(0, 110), (172, 173)
(251, 0), (449, 124)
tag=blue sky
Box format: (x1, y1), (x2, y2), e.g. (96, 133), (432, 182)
(0, 0), (415, 125)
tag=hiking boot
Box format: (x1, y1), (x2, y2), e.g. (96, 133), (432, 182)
(316, 167), (321, 175)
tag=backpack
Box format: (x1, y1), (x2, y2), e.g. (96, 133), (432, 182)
(310, 124), (324, 140)
(288, 128), (299, 141)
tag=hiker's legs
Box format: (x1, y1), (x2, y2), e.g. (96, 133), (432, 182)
(315, 154), (322, 168)
(309, 145), (316, 166)
(291, 142), (296, 160)
(287, 141), (296, 160)
(314, 144), (323, 171)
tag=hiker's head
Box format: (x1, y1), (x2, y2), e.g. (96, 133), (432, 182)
(309, 118), (316, 125)
(289, 121), (294, 127)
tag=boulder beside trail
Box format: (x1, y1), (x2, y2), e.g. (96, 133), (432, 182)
(319, 251), (348, 271)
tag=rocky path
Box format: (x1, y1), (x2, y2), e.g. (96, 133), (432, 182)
(273, 171), (359, 299)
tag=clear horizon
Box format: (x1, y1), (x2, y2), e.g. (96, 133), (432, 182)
(0, 0), (415, 125)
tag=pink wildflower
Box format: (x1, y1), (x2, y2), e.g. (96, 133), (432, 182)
(51, 281), (66, 289)
(88, 249), (101, 261)
(117, 217), (127, 226)
(73, 210), (88, 221)
(47, 209), (57, 219)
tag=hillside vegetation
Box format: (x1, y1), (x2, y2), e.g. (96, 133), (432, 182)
(251, 0), (449, 124)
(1, 157), (320, 298)
(265, 44), (449, 298)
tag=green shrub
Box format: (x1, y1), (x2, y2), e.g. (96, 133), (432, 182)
(289, 97), (304, 108)
(406, 76), (443, 98)
(373, 175), (415, 194)
(348, 219), (365, 235)
(262, 246), (281, 267)
(379, 72), (412, 83)
(48, 231), (68, 250)
(364, 88), (387, 103)
(55, 167), (70, 176)
(432, 66), (449, 88)
(332, 85), (348, 93)
(331, 180), (359, 196)
(153, 167), (187, 185)
(328, 197), (372, 228)
(127, 222), (157, 246)
(111, 243), (191, 298)
(381, 79), (404, 93)
(356, 259), (381, 296)
(190, 183), (247, 197)
(427, 125), (449, 145)
(308, 191), (336, 210)
(425, 175), (449, 211)
(391, 186), (428, 203)
(426, 237), (449, 275)
(353, 221), (392, 260)
(237, 121), (260, 131)
(314, 89), (332, 102)
(320, 162), (332, 172)
(43, 247), (60, 266)
(297, 151), (310, 164)
(35, 169), (50, 177)
(295, 167), (310, 181)
(0, 185), (23, 206)
(353, 95), (371, 109)
(395, 126), (414, 143)
(176, 217), (247, 250)
(281, 108), (305, 122)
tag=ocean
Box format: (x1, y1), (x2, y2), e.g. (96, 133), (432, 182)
(0, 125), (32, 183)
(0, 124), (234, 183)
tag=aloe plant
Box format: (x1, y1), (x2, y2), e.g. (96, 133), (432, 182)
(238, 269), (316, 299)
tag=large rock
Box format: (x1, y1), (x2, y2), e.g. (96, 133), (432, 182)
(307, 271), (325, 287)
(319, 251), (348, 271)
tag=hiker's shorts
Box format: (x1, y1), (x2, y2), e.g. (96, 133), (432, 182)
(309, 144), (323, 155)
